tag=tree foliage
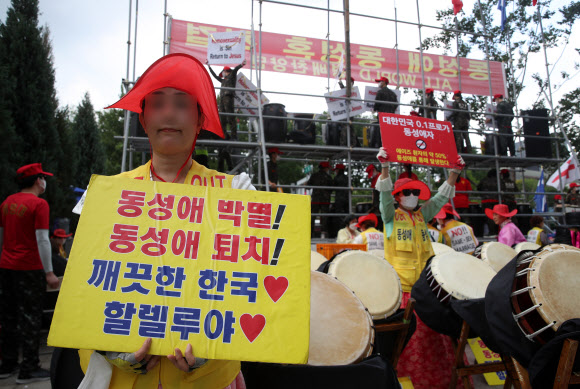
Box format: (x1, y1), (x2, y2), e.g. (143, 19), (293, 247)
(73, 92), (105, 187)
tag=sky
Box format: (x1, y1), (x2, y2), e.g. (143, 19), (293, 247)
(0, 0), (578, 121)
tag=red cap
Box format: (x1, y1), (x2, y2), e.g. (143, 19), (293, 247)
(426, 88), (434, 94)
(392, 178), (431, 200)
(267, 147), (283, 155)
(453, 90), (462, 96)
(365, 164), (376, 177)
(571, 183), (580, 188)
(219, 66), (232, 78)
(319, 161), (330, 169)
(493, 94), (503, 101)
(16, 163), (53, 179)
(374, 76), (389, 84)
(356, 213), (378, 229)
(52, 228), (73, 238)
(434, 203), (460, 220)
(410, 111), (420, 117)
(485, 204), (518, 219)
(555, 195), (562, 200)
(334, 163), (346, 170)
(106, 53), (223, 138)
(500, 169), (510, 174)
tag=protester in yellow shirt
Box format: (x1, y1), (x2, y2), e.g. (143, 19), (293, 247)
(352, 213), (384, 250)
(336, 215), (360, 244)
(435, 203), (478, 254)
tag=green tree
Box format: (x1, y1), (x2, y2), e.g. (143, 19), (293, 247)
(73, 92), (105, 187)
(0, 31), (18, 201)
(97, 108), (124, 175)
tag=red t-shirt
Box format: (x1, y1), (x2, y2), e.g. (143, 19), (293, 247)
(0, 192), (50, 270)
(454, 178), (472, 209)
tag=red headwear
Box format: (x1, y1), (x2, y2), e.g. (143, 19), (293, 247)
(425, 88), (434, 94)
(319, 161), (331, 169)
(374, 76), (389, 84)
(106, 53), (223, 138)
(365, 164), (377, 178)
(52, 228), (73, 238)
(571, 183), (580, 188)
(410, 111), (420, 117)
(16, 163), (53, 179)
(356, 213), (378, 229)
(392, 178), (431, 200)
(219, 66), (232, 78)
(485, 204), (518, 219)
(493, 94), (503, 101)
(434, 203), (461, 220)
(334, 163), (346, 171)
(453, 90), (462, 96)
(267, 147), (284, 155)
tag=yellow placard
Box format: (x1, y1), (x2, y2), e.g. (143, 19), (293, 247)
(468, 337), (506, 386)
(48, 175), (311, 364)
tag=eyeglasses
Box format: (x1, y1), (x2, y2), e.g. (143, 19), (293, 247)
(401, 189), (421, 196)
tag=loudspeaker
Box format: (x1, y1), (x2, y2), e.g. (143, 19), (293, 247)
(522, 109), (551, 158)
(129, 111), (147, 138)
(262, 103), (287, 142)
(326, 122), (341, 145)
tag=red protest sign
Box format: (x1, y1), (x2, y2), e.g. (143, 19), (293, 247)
(378, 113), (458, 168)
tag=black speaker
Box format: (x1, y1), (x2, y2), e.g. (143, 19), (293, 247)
(325, 122), (341, 145)
(522, 109), (551, 158)
(129, 111), (147, 138)
(262, 103), (287, 142)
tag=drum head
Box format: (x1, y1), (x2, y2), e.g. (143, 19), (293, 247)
(368, 249), (385, 260)
(431, 242), (454, 255)
(311, 251), (328, 271)
(481, 242), (517, 272)
(514, 242), (540, 253)
(328, 250), (402, 320)
(431, 251), (497, 300)
(309, 271), (374, 366)
(529, 247), (580, 331)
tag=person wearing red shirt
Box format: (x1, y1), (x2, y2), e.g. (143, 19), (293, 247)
(0, 163), (59, 383)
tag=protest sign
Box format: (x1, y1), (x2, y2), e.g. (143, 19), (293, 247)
(324, 86), (365, 121)
(378, 113), (458, 168)
(468, 338), (506, 386)
(207, 30), (246, 65)
(443, 100), (454, 121)
(364, 86), (401, 115)
(234, 72), (269, 116)
(485, 103), (496, 128)
(48, 175), (311, 364)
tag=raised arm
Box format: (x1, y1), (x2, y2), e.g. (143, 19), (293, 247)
(206, 61), (223, 83)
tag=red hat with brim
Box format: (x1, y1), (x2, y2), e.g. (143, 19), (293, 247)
(356, 213), (378, 229)
(571, 183), (579, 188)
(267, 147), (283, 155)
(219, 66), (232, 78)
(434, 203), (460, 220)
(106, 53), (223, 138)
(493, 94), (503, 101)
(555, 195), (562, 200)
(392, 178), (431, 200)
(485, 204), (518, 219)
(453, 90), (462, 96)
(365, 164), (377, 178)
(319, 161), (330, 169)
(334, 163), (346, 171)
(16, 163), (53, 179)
(374, 76), (389, 84)
(426, 88), (434, 94)
(52, 228), (73, 238)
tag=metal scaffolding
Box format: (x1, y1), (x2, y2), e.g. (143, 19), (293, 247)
(119, 0), (575, 242)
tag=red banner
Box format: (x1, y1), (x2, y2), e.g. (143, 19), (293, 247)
(170, 19), (506, 97)
(378, 113), (458, 168)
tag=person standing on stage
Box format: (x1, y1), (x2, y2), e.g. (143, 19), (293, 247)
(207, 60), (246, 140)
(332, 163), (349, 215)
(448, 90), (471, 153)
(500, 168), (518, 211)
(435, 203), (478, 255)
(308, 161), (334, 237)
(485, 204), (527, 247)
(373, 76), (398, 114)
(418, 88), (438, 120)
(565, 182), (580, 206)
(263, 147), (282, 192)
(453, 174), (472, 216)
(0, 163), (59, 384)
(375, 147), (465, 389)
(75, 53), (251, 389)
(336, 215), (360, 244)
(527, 215), (550, 246)
(493, 94), (515, 156)
(352, 213), (384, 250)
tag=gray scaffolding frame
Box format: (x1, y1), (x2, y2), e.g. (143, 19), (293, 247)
(119, 0), (577, 240)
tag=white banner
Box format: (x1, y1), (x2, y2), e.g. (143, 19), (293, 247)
(234, 73), (269, 116)
(547, 155), (580, 189)
(485, 103), (496, 128)
(364, 86), (401, 115)
(324, 86), (366, 121)
(207, 31), (246, 65)
(444, 100), (454, 121)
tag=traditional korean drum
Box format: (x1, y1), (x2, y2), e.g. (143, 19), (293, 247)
(311, 250), (327, 271)
(368, 249), (385, 260)
(308, 271), (374, 365)
(431, 242), (454, 255)
(514, 241), (540, 253)
(511, 244), (580, 344)
(477, 242), (517, 272)
(327, 250), (402, 320)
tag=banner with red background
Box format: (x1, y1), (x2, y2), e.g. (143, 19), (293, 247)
(170, 19), (506, 97)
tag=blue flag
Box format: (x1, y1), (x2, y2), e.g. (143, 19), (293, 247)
(534, 168), (547, 212)
(498, 0), (507, 31)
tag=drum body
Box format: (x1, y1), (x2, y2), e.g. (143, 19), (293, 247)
(514, 242), (540, 253)
(511, 244), (580, 344)
(309, 271), (374, 365)
(368, 249), (385, 260)
(311, 250), (328, 271)
(431, 242), (454, 255)
(479, 242), (516, 272)
(328, 251), (402, 320)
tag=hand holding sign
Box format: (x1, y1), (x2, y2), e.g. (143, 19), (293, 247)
(376, 147), (389, 167)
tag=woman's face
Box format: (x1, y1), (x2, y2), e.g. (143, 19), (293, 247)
(140, 88), (202, 156)
(492, 213), (507, 225)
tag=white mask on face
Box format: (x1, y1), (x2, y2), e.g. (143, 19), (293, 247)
(349, 223), (357, 231)
(39, 177), (46, 193)
(399, 195), (418, 210)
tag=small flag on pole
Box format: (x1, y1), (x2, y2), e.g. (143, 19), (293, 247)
(498, 0), (507, 31)
(534, 168), (547, 212)
(547, 155), (580, 189)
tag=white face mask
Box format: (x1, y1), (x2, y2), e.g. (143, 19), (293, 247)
(39, 177), (47, 193)
(400, 195), (418, 210)
(349, 223), (357, 231)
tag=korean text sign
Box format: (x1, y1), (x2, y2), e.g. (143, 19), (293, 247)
(379, 113), (458, 168)
(170, 19), (507, 96)
(48, 175), (311, 364)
